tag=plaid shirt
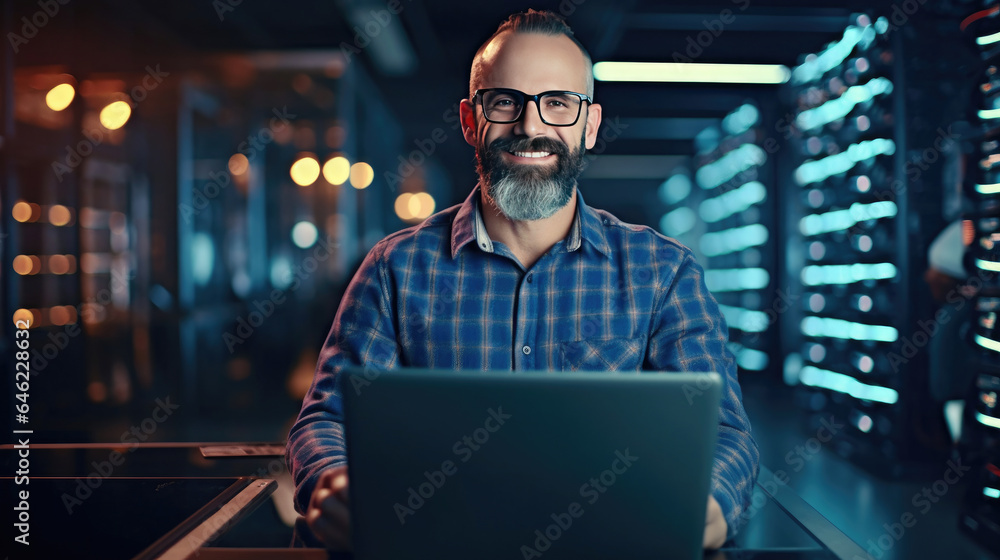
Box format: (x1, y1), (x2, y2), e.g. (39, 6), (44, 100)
(287, 186), (760, 537)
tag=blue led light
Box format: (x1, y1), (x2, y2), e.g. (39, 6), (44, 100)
(976, 412), (1000, 429)
(799, 200), (897, 236)
(699, 181), (767, 223)
(722, 104), (761, 136)
(800, 316), (898, 342)
(794, 139), (896, 186)
(718, 304), (770, 333)
(659, 173), (692, 205)
(701, 224), (769, 257)
(792, 25), (873, 85)
(801, 263), (897, 286)
(796, 77), (893, 131)
(705, 268), (770, 292)
(799, 365), (899, 404)
(696, 144), (767, 190)
(659, 207), (696, 237)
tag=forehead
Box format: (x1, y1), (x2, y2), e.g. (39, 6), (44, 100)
(478, 31), (588, 93)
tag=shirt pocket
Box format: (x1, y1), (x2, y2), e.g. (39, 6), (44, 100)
(559, 337), (646, 372)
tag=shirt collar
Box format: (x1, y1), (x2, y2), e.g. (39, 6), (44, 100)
(450, 185), (611, 259)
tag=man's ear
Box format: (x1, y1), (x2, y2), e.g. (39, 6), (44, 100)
(584, 102), (603, 151)
(460, 99), (479, 148)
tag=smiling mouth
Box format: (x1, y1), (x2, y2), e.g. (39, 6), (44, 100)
(508, 150), (552, 158)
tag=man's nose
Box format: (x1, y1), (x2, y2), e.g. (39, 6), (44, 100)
(513, 100), (547, 137)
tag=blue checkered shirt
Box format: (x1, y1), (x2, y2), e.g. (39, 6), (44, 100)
(287, 186), (760, 537)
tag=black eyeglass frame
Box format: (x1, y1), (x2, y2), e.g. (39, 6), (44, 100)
(473, 88), (593, 127)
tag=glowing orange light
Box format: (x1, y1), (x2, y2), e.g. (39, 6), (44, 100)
(49, 204), (72, 226)
(13, 309), (33, 329)
(228, 153), (249, 175)
(290, 154), (321, 186)
(49, 254), (70, 275)
(46, 83), (76, 111)
(12, 202), (33, 222)
(50, 306), (71, 326)
(99, 101), (131, 130)
(349, 162), (374, 189)
(12, 255), (33, 275)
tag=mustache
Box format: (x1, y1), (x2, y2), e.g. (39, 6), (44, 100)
(487, 136), (570, 157)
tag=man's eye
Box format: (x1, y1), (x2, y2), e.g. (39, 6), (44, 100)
(492, 98), (516, 107)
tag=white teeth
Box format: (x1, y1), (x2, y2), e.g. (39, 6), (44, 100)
(511, 151), (551, 158)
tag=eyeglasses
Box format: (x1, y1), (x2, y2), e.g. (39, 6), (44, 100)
(473, 88), (592, 127)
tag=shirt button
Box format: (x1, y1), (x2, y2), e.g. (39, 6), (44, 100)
(526, 273), (533, 283)
(522, 345), (531, 355)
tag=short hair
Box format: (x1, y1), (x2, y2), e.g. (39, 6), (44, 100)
(469, 9), (594, 99)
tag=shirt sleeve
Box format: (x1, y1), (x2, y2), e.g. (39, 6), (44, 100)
(286, 245), (401, 514)
(645, 251), (760, 539)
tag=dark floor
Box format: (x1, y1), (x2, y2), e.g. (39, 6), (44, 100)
(740, 376), (998, 560)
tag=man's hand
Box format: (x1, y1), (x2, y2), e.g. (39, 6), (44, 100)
(305, 465), (353, 551)
(703, 495), (728, 549)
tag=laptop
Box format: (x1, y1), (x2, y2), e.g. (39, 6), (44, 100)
(341, 368), (722, 560)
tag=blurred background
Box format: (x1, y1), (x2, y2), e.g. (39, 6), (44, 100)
(3, 0), (1000, 557)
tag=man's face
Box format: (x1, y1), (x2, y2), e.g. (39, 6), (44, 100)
(460, 32), (602, 221)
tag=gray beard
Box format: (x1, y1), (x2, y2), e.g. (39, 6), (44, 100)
(487, 171), (574, 221)
(479, 132), (588, 222)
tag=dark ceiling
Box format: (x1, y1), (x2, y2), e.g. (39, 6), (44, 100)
(9, 0), (974, 207)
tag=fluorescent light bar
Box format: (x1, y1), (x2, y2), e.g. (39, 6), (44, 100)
(792, 25), (874, 85)
(978, 32), (1000, 46)
(795, 139), (895, 186)
(974, 334), (1000, 353)
(799, 201), (897, 236)
(979, 108), (1000, 120)
(801, 262), (897, 286)
(718, 304), (770, 333)
(976, 412), (1000, 430)
(975, 183), (1000, 194)
(593, 62), (791, 84)
(799, 365), (898, 404)
(801, 316), (898, 342)
(701, 224), (769, 257)
(976, 258), (1000, 272)
(705, 268), (770, 292)
(984, 487), (1000, 499)
(696, 144), (767, 189)
(700, 181), (767, 223)
(796, 77), (893, 131)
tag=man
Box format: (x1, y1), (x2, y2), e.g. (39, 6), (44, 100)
(287, 9), (759, 551)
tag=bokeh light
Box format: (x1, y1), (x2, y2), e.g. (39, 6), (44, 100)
(228, 153), (249, 175)
(99, 101), (132, 130)
(49, 204), (72, 226)
(46, 83), (75, 111)
(349, 162), (374, 189)
(323, 156), (350, 185)
(290, 154), (321, 186)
